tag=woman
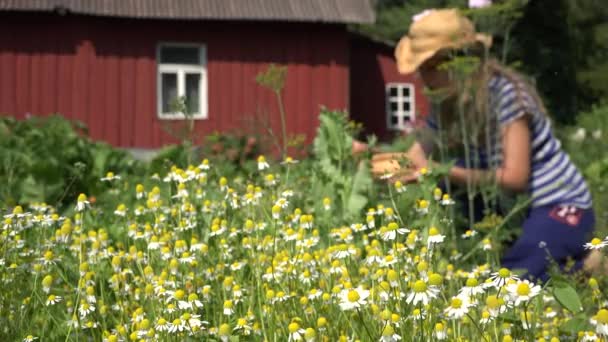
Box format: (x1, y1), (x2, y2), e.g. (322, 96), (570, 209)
(357, 9), (595, 281)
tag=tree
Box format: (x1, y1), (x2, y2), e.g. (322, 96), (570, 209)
(353, 0), (608, 122)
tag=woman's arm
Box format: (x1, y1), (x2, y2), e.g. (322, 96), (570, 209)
(448, 116), (531, 192)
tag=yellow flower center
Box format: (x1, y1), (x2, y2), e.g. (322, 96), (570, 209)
(498, 268), (511, 278)
(429, 227), (439, 236)
(382, 324), (395, 336)
(347, 290), (360, 302)
(305, 328), (316, 338)
(317, 317), (327, 327)
(466, 278), (478, 287)
(591, 238), (603, 246)
(596, 309), (608, 324)
(413, 280), (427, 293)
(517, 283), (530, 296)
(288, 322), (300, 333)
(42, 275), (53, 287)
(219, 323), (231, 336)
(486, 295), (499, 309)
(451, 298), (462, 309)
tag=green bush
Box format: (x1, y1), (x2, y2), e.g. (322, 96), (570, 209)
(559, 103), (608, 230)
(0, 115), (143, 209)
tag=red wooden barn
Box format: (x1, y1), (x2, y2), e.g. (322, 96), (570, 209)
(0, 0), (429, 149)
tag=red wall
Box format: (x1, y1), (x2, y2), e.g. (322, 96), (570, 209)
(0, 13), (349, 148)
(350, 34), (429, 141)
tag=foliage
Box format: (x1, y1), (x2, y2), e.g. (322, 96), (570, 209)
(0, 115), (142, 209)
(560, 103), (608, 230)
(148, 131), (262, 179)
(0, 127), (605, 340)
(312, 109), (373, 220)
(355, 0), (608, 122)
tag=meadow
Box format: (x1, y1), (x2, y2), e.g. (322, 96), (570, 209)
(1, 109), (607, 342)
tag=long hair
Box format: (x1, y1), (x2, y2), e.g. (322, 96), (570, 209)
(431, 52), (547, 148)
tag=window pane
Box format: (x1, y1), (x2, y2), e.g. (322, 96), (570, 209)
(161, 73), (178, 113)
(402, 87), (410, 97)
(185, 73), (201, 114)
(388, 86), (398, 97)
(160, 46), (200, 65)
(402, 102), (411, 112)
(390, 115), (399, 126)
(389, 101), (398, 112)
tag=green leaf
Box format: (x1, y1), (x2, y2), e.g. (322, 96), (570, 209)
(552, 280), (583, 313)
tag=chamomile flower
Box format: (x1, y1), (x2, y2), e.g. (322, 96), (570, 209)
(440, 194), (455, 205)
(585, 238), (608, 250)
(433, 323), (448, 340)
(507, 279), (541, 306)
(78, 300), (95, 318)
(479, 310), (494, 325)
(485, 294), (511, 317)
(288, 321), (306, 341)
(433, 187), (443, 201)
(444, 296), (471, 320)
(394, 180), (406, 193)
(223, 300), (234, 315)
(41, 274), (53, 293)
(322, 197), (331, 210)
(332, 244), (357, 259)
(591, 309), (608, 336)
(339, 287), (369, 311)
(100, 171), (121, 182)
(281, 156), (299, 165)
(427, 227), (445, 246)
(114, 204), (127, 217)
(257, 155), (269, 170)
(75, 193), (90, 212)
(233, 317), (253, 335)
(350, 223), (367, 233)
(482, 238), (492, 250)
(461, 229), (477, 239)
(380, 324), (401, 342)
(23, 335), (38, 342)
(488, 268), (519, 289)
(168, 318), (189, 333)
(458, 277), (485, 297)
(379, 222), (409, 241)
(415, 199), (429, 214)
(46, 294), (62, 306)
(405, 280), (438, 306)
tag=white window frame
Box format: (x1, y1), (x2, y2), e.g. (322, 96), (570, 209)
(157, 43), (208, 120)
(385, 83), (415, 130)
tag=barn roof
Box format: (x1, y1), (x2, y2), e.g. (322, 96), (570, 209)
(0, 0), (375, 24)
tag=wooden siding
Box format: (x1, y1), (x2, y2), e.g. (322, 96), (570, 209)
(0, 13), (349, 148)
(350, 34), (430, 141)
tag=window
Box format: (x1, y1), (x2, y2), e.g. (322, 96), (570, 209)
(157, 44), (207, 119)
(386, 83), (415, 130)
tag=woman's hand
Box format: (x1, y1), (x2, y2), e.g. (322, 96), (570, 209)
(351, 139), (368, 155)
(405, 142), (429, 170)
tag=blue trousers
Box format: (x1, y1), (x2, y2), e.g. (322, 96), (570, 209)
(501, 205), (595, 282)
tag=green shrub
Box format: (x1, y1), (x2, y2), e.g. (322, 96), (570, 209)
(0, 115), (142, 209)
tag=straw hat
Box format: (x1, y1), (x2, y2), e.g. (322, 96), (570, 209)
(395, 9), (492, 74)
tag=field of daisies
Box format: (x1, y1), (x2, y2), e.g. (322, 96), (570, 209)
(1, 110), (608, 342)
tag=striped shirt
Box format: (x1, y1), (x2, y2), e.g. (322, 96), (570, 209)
(426, 73), (592, 209)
